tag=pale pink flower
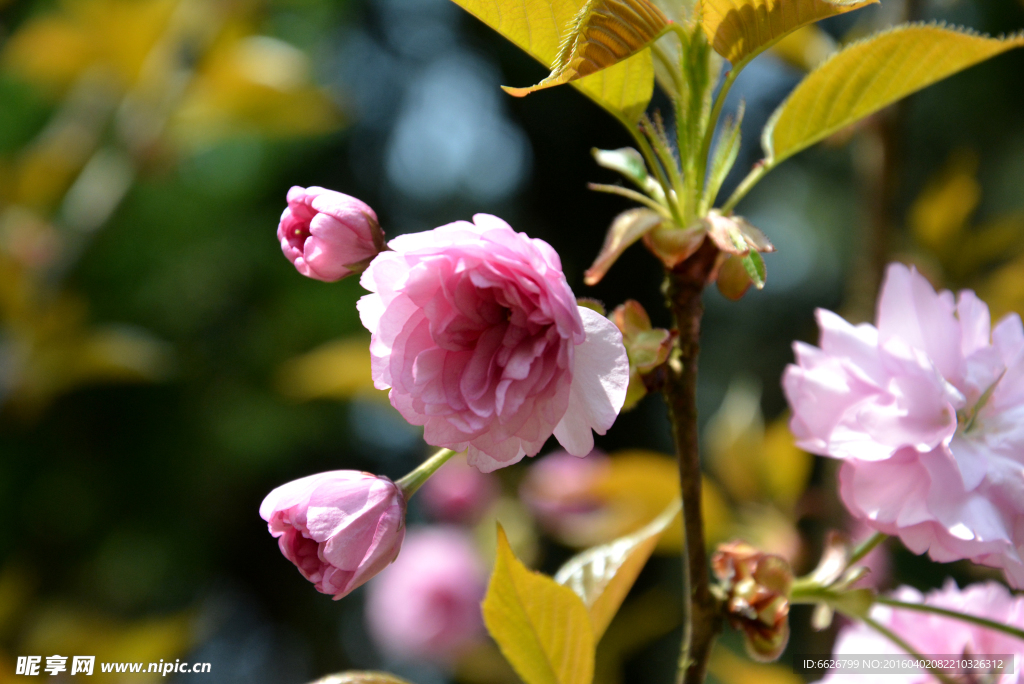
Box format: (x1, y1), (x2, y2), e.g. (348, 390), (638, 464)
(278, 186), (385, 281)
(519, 449), (610, 536)
(358, 214), (630, 472)
(819, 580), (1024, 683)
(419, 454), (500, 524)
(259, 470), (405, 599)
(784, 262), (1024, 586)
(365, 526), (485, 662)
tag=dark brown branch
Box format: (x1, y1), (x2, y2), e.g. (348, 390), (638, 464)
(661, 237), (723, 684)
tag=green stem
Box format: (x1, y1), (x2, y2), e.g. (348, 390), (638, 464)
(848, 532), (887, 566)
(697, 66), (740, 209)
(394, 448), (456, 499)
(721, 161), (769, 213)
(588, 183), (672, 217)
(860, 615), (958, 684)
(875, 597), (1024, 642)
(626, 124), (685, 227)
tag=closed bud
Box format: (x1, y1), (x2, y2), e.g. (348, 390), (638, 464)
(260, 470), (406, 599)
(278, 186), (385, 282)
(611, 300), (673, 410)
(712, 540), (793, 662)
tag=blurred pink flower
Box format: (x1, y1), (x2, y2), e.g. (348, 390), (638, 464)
(820, 580), (1024, 684)
(260, 471), (405, 599)
(358, 214), (629, 472)
(365, 526), (485, 662)
(419, 454), (500, 524)
(784, 262), (1024, 586)
(519, 449), (610, 535)
(278, 186), (385, 282)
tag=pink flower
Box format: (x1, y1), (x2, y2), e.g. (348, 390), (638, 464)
(784, 262), (1024, 586)
(259, 471), (405, 599)
(358, 214), (630, 472)
(519, 449), (610, 537)
(819, 580), (1024, 683)
(278, 186), (385, 282)
(419, 454), (500, 524)
(365, 526), (485, 662)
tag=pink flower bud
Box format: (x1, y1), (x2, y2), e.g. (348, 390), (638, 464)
(259, 470), (406, 599)
(278, 186), (385, 282)
(365, 527), (485, 662)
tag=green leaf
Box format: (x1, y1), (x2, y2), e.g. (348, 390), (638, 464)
(592, 147), (648, 187)
(308, 673), (415, 684)
(447, 0), (656, 122)
(703, 103), (743, 211)
(504, 0), (669, 97)
(584, 208), (663, 285)
(700, 0), (876, 68)
(741, 251), (766, 289)
(483, 525), (596, 684)
(554, 499), (681, 639)
(763, 24), (1024, 166)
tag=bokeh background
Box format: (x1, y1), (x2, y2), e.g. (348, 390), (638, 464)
(0, 0), (1023, 681)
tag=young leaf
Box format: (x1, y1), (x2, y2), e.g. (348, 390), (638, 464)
(584, 208), (664, 285)
(592, 147), (648, 187)
(700, 0), (876, 68)
(503, 0), (669, 97)
(703, 103), (743, 211)
(447, 0), (656, 122)
(483, 525), (596, 684)
(741, 250), (766, 289)
(554, 499), (681, 639)
(763, 24), (1024, 166)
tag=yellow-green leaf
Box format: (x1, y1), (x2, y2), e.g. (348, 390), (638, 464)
(447, 0), (656, 122)
(483, 525), (596, 684)
(503, 0), (668, 97)
(554, 498), (680, 639)
(700, 0), (875, 68)
(764, 24), (1024, 166)
(308, 673), (415, 684)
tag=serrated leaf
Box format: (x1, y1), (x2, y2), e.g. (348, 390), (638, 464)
(554, 499), (680, 639)
(449, 0), (656, 122)
(584, 208), (663, 285)
(703, 103), (743, 210)
(700, 0), (876, 68)
(742, 251), (766, 289)
(308, 673), (415, 684)
(483, 525), (596, 684)
(504, 0), (669, 97)
(764, 24), (1024, 166)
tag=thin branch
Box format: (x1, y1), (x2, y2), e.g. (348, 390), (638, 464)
(875, 597), (1024, 642)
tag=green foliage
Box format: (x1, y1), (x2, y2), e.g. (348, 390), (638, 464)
(762, 24), (1024, 167)
(483, 525), (596, 684)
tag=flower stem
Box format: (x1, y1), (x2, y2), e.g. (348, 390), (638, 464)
(860, 615), (958, 684)
(662, 238), (722, 684)
(395, 448), (456, 499)
(848, 532), (887, 566)
(874, 597), (1024, 642)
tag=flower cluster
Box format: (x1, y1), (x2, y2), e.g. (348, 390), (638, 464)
(785, 263), (1024, 586)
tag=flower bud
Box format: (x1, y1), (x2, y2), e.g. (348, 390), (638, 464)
(712, 540), (793, 662)
(419, 454), (500, 524)
(260, 470), (406, 599)
(278, 186), (385, 282)
(611, 300), (673, 410)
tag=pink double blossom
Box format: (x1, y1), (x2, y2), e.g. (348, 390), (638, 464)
(278, 186), (385, 281)
(365, 527), (485, 662)
(358, 214), (630, 472)
(259, 471), (405, 599)
(784, 263), (1024, 586)
(820, 580), (1024, 683)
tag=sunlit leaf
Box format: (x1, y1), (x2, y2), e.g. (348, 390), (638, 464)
(699, 0), (875, 68)
(763, 24), (1024, 166)
(482, 525), (596, 684)
(584, 208), (663, 285)
(447, 0), (656, 122)
(275, 337), (382, 401)
(554, 499), (680, 639)
(504, 0), (668, 97)
(592, 147), (648, 186)
(308, 673), (415, 684)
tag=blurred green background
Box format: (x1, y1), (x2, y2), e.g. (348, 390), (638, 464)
(0, 0), (1023, 682)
